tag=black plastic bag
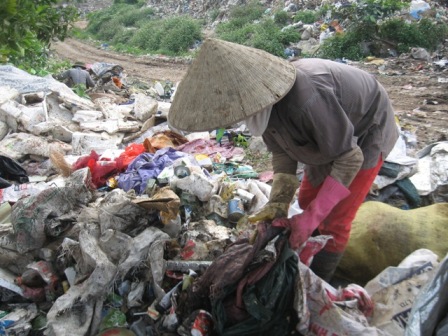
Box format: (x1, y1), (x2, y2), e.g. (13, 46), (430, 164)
(0, 155), (29, 185)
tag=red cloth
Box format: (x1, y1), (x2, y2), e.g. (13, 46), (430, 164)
(298, 157), (384, 253)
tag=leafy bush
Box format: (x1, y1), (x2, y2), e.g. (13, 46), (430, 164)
(209, 9), (221, 22)
(217, 18), (300, 57)
(117, 7), (154, 26)
(96, 19), (123, 41)
(86, 2), (201, 56)
(0, 0), (78, 72)
(215, 2), (301, 57)
(317, 32), (364, 60)
(379, 18), (448, 53)
(293, 10), (319, 24)
(274, 10), (290, 26)
(86, 6), (121, 34)
(317, 0), (448, 60)
(129, 16), (202, 55)
(159, 17), (202, 54)
(112, 27), (137, 45)
(129, 21), (162, 51)
(229, 1), (265, 22)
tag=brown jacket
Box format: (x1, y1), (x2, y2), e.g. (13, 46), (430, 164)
(262, 58), (399, 187)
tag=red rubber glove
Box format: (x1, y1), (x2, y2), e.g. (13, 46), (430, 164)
(272, 176), (350, 250)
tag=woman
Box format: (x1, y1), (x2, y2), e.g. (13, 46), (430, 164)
(168, 39), (399, 282)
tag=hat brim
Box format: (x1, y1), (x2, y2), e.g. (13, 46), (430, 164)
(168, 39), (296, 132)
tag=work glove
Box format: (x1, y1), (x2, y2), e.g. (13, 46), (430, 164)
(248, 173), (299, 223)
(272, 176), (350, 250)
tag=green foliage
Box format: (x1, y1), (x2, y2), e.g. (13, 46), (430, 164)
(130, 21), (162, 51)
(97, 19), (123, 41)
(112, 27), (137, 45)
(159, 17), (203, 54)
(0, 0), (78, 71)
(86, 7), (115, 34)
(210, 9), (220, 22)
(273, 10), (290, 26)
(228, 1), (265, 22)
(86, 2), (200, 56)
(69, 27), (90, 39)
(113, 0), (145, 6)
(293, 10), (319, 24)
(129, 16), (202, 55)
(215, 4), (300, 57)
(333, 0), (406, 25)
(118, 7), (154, 26)
(232, 134), (249, 148)
(379, 17), (448, 53)
(316, 0), (447, 60)
(317, 32), (364, 60)
(71, 83), (90, 98)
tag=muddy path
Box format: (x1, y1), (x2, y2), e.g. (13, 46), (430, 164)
(51, 38), (190, 83)
(51, 38), (447, 151)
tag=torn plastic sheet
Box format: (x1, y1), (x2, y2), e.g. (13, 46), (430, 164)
(89, 62), (122, 78)
(170, 171), (219, 202)
(0, 180), (62, 203)
(56, 226), (170, 317)
(133, 92), (158, 121)
(0, 304), (38, 336)
(0, 65), (73, 95)
(0, 100), (46, 133)
(374, 133), (418, 191)
(116, 227), (170, 281)
(0, 132), (72, 161)
(409, 141), (448, 196)
(405, 253), (448, 336)
(11, 168), (93, 253)
(0, 267), (24, 301)
(98, 188), (154, 232)
(365, 249), (439, 335)
(71, 131), (123, 156)
(296, 261), (384, 336)
(79, 119), (140, 135)
(0, 86), (19, 105)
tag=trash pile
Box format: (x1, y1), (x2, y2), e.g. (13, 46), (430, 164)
(1, 64), (448, 336)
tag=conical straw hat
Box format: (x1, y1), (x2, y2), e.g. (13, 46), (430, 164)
(168, 38), (296, 132)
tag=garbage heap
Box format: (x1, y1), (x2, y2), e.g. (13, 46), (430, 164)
(0, 65), (448, 336)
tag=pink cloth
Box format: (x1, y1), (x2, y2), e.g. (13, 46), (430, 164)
(176, 139), (245, 160)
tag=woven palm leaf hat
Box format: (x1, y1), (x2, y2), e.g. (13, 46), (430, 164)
(72, 61), (87, 69)
(168, 38), (296, 132)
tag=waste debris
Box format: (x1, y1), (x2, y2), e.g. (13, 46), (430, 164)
(0, 54), (447, 336)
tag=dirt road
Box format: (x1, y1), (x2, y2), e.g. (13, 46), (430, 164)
(51, 38), (447, 151)
(51, 38), (190, 83)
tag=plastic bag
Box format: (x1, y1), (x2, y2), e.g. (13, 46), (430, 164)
(365, 249), (439, 335)
(405, 253), (448, 336)
(0, 155), (29, 184)
(409, 0), (430, 19)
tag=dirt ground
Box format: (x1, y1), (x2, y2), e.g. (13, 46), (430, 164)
(51, 38), (447, 153)
(51, 38), (190, 84)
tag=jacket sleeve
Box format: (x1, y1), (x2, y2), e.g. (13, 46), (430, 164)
(85, 72), (95, 88)
(330, 146), (364, 187)
(262, 131), (298, 175)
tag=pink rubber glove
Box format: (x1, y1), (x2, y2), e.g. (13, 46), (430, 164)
(272, 176), (350, 250)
